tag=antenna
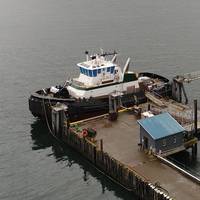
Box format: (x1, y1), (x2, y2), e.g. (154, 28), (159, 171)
(100, 48), (104, 55)
(100, 50), (118, 57)
(85, 51), (89, 61)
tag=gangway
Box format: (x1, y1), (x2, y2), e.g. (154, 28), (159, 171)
(174, 70), (200, 83)
(172, 70), (200, 104)
(145, 92), (166, 107)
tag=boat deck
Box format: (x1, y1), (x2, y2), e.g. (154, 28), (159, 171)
(79, 111), (200, 200)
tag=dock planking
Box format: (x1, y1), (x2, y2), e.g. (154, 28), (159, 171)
(78, 111), (200, 200)
(50, 99), (200, 200)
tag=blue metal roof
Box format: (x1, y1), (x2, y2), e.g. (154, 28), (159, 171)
(137, 112), (185, 140)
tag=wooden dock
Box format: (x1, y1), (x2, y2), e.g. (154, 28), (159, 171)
(77, 112), (200, 200)
(49, 102), (200, 200)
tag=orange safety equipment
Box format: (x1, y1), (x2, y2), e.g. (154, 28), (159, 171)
(82, 129), (88, 137)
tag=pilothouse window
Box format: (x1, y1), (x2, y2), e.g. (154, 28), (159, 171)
(111, 66), (115, 74)
(93, 69), (97, 77)
(107, 67), (110, 72)
(82, 68), (86, 75)
(85, 69), (89, 76)
(80, 67), (82, 73)
(81, 68), (96, 77)
(89, 70), (93, 77)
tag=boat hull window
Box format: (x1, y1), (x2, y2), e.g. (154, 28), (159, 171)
(98, 69), (101, 74)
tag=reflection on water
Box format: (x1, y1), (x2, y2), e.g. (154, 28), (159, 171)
(30, 119), (137, 200)
(168, 149), (200, 178)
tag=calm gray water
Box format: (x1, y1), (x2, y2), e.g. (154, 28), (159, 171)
(1, 0), (200, 199)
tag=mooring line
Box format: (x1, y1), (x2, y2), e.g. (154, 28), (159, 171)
(42, 98), (61, 143)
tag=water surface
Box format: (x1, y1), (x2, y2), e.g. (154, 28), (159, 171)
(1, 0), (200, 199)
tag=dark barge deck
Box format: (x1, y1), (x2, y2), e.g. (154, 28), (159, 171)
(49, 100), (200, 200)
(73, 111), (200, 200)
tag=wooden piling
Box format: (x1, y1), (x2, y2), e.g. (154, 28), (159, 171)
(100, 139), (103, 151)
(194, 99), (198, 137)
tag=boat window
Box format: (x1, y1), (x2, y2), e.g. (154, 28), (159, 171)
(111, 66), (115, 74)
(80, 67), (83, 74)
(93, 69), (97, 77)
(107, 67), (110, 72)
(98, 69), (101, 74)
(89, 70), (93, 77)
(82, 68), (86, 75)
(85, 69), (89, 76)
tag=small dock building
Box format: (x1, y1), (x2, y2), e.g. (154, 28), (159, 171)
(138, 112), (186, 156)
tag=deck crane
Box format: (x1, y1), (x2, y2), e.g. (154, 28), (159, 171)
(172, 70), (200, 104)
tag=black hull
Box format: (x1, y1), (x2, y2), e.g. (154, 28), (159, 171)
(29, 91), (147, 122)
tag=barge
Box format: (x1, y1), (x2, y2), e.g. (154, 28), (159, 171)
(29, 51), (172, 121)
(48, 99), (200, 200)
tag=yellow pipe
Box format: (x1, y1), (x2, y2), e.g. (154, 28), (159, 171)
(70, 113), (108, 125)
(70, 106), (137, 125)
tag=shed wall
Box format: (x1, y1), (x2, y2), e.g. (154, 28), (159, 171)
(140, 127), (156, 150)
(155, 132), (184, 153)
(140, 127), (184, 153)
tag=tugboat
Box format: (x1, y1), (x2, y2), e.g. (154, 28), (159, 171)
(29, 51), (172, 121)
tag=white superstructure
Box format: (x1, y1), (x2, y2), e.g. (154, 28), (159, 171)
(67, 51), (140, 99)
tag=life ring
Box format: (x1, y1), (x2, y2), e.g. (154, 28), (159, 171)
(82, 129), (88, 137)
